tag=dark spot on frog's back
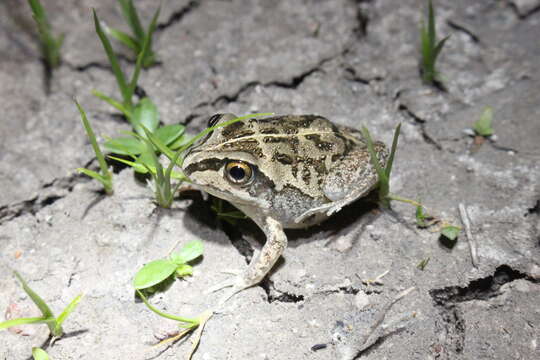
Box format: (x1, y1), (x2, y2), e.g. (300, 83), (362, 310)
(304, 134), (334, 151)
(273, 152), (294, 165)
(223, 139), (264, 158)
(221, 121), (246, 139)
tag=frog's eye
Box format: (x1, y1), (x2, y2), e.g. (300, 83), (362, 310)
(207, 114), (223, 128)
(225, 161), (254, 185)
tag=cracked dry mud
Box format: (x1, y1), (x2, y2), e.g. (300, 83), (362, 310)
(1, 1), (539, 359)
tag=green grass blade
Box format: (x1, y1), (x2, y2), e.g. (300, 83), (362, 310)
(77, 168), (106, 182)
(54, 294), (83, 336)
(385, 123), (401, 178)
(136, 290), (198, 324)
(13, 272), (56, 334)
(428, 0), (436, 50)
(108, 155), (148, 173)
(106, 26), (140, 52)
(75, 100), (112, 194)
(433, 35), (450, 62)
(361, 127), (390, 207)
(93, 9), (130, 106)
(92, 90), (130, 117)
(121, 0), (145, 41)
(0, 316), (49, 330)
(127, 7), (160, 97)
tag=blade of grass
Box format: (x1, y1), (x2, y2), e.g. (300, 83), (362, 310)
(384, 123), (401, 178)
(91, 90), (130, 118)
(120, 0), (145, 41)
(0, 317), (50, 330)
(106, 26), (139, 52)
(127, 7), (160, 99)
(93, 9), (130, 106)
(54, 294), (83, 335)
(13, 271), (57, 335)
(75, 100), (112, 194)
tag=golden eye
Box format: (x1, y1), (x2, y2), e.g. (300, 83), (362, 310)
(225, 161), (254, 185)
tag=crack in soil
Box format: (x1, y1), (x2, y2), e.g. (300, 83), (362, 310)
(397, 103), (443, 150)
(0, 174), (86, 225)
(429, 264), (538, 358)
(156, 0), (200, 32)
(446, 20), (480, 43)
(194, 56), (336, 111)
(509, 1), (540, 19)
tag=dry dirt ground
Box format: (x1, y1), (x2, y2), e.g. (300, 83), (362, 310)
(1, 1), (539, 359)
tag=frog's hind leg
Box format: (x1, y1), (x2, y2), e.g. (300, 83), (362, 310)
(207, 217), (287, 306)
(295, 144), (387, 224)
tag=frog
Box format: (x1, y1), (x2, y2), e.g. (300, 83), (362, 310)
(182, 114), (388, 303)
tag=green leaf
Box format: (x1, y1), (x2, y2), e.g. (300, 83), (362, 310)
(13, 272), (57, 335)
(174, 240), (204, 264)
(175, 264), (193, 277)
(417, 257), (430, 271)
(169, 133), (192, 150)
(0, 316), (49, 330)
(120, 0), (145, 41)
(93, 9), (130, 106)
(155, 124), (185, 146)
(415, 205), (427, 227)
(77, 168), (106, 183)
(385, 123), (401, 178)
(92, 90), (130, 118)
(473, 106), (494, 137)
(104, 136), (145, 155)
(133, 259), (178, 289)
(360, 126), (389, 207)
(441, 225), (460, 241)
(433, 35), (450, 62)
(108, 155), (148, 173)
(75, 100), (112, 194)
(132, 98), (159, 136)
(32, 348), (50, 360)
(141, 126), (176, 160)
(127, 7), (160, 97)
(54, 294), (83, 336)
(106, 26), (139, 52)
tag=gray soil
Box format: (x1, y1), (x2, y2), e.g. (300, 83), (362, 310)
(1, 0), (539, 359)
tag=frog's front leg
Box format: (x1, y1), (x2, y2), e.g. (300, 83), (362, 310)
(212, 216), (287, 305)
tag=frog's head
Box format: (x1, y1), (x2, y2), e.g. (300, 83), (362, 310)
(182, 113), (273, 211)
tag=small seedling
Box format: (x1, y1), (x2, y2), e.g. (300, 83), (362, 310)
(92, 8), (159, 134)
(133, 240), (204, 291)
(361, 124), (461, 240)
(420, 0), (449, 86)
(415, 204), (437, 228)
(32, 348), (50, 360)
(417, 257), (430, 270)
(27, 0), (64, 70)
(472, 106), (494, 137)
(361, 123), (401, 208)
(0, 272), (83, 341)
(105, 0), (159, 67)
(75, 101), (113, 195)
(440, 224), (460, 241)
